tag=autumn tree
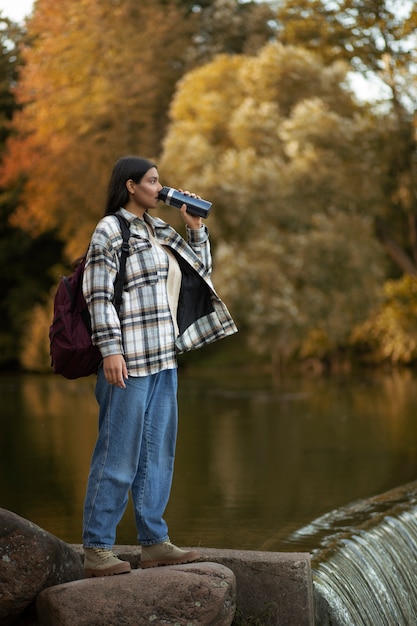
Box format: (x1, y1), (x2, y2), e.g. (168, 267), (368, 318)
(1, 0), (201, 259)
(277, 0), (417, 277)
(160, 42), (386, 365)
(0, 0), (276, 370)
(1, 0), (275, 260)
(0, 16), (62, 369)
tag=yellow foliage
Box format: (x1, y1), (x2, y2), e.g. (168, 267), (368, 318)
(351, 275), (417, 364)
(161, 40), (385, 364)
(170, 54), (244, 129)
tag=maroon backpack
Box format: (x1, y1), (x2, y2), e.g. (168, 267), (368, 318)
(49, 214), (130, 379)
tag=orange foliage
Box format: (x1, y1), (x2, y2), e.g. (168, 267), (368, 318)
(1, 0), (195, 256)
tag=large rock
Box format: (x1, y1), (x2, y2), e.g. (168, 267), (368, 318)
(101, 545), (314, 625)
(36, 562), (236, 626)
(0, 508), (84, 625)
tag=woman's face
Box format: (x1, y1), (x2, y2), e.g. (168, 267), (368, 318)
(127, 167), (162, 213)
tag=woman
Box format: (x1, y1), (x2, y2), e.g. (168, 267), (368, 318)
(82, 156), (237, 577)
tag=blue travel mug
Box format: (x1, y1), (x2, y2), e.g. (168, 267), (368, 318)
(158, 186), (212, 219)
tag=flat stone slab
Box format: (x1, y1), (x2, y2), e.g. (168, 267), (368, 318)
(72, 545), (314, 625)
(36, 561), (236, 626)
(195, 548), (314, 626)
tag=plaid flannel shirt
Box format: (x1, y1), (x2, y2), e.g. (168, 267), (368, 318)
(83, 208), (237, 377)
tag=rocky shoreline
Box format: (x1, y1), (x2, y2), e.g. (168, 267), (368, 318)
(0, 508), (314, 625)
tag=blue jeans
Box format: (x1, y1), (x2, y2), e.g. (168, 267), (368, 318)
(83, 367), (178, 548)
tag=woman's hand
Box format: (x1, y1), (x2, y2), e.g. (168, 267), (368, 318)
(103, 354), (128, 388)
(178, 189), (203, 230)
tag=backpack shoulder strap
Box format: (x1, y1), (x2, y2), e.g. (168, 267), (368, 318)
(113, 214), (130, 315)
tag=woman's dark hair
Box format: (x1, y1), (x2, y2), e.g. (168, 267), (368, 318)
(104, 156), (156, 215)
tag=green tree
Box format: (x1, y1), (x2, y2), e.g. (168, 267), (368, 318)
(186, 0), (276, 62)
(0, 17), (23, 144)
(160, 42), (386, 365)
(277, 0), (417, 276)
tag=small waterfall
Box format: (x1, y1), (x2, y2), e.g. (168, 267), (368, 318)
(314, 511), (417, 625)
(287, 481), (417, 625)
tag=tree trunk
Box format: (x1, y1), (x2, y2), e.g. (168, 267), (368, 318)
(375, 217), (417, 276)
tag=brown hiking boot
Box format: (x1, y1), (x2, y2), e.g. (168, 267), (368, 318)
(84, 547), (131, 578)
(141, 541), (200, 569)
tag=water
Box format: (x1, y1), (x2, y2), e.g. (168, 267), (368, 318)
(2, 368), (417, 554)
(297, 483), (417, 625)
(314, 514), (417, 625)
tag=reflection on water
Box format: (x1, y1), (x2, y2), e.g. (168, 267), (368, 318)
(1, 369), (417, 552)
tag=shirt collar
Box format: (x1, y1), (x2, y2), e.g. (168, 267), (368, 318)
(117, 207), (170, 236)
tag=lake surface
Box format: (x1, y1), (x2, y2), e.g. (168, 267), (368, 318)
(1, 367), (417, 552)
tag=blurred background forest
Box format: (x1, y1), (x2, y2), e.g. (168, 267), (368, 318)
(1, 0), (417, 375)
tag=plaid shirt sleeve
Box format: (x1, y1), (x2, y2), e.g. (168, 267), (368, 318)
(185, 225), (212, 275)
(82, 219), (124, 358)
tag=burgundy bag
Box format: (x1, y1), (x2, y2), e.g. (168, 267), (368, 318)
(49, 215), (130, 379)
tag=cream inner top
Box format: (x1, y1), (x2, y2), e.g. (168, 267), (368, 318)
(145, 223), (182, 338)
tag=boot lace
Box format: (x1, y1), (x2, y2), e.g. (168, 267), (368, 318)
(93, 548), (115, 561)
